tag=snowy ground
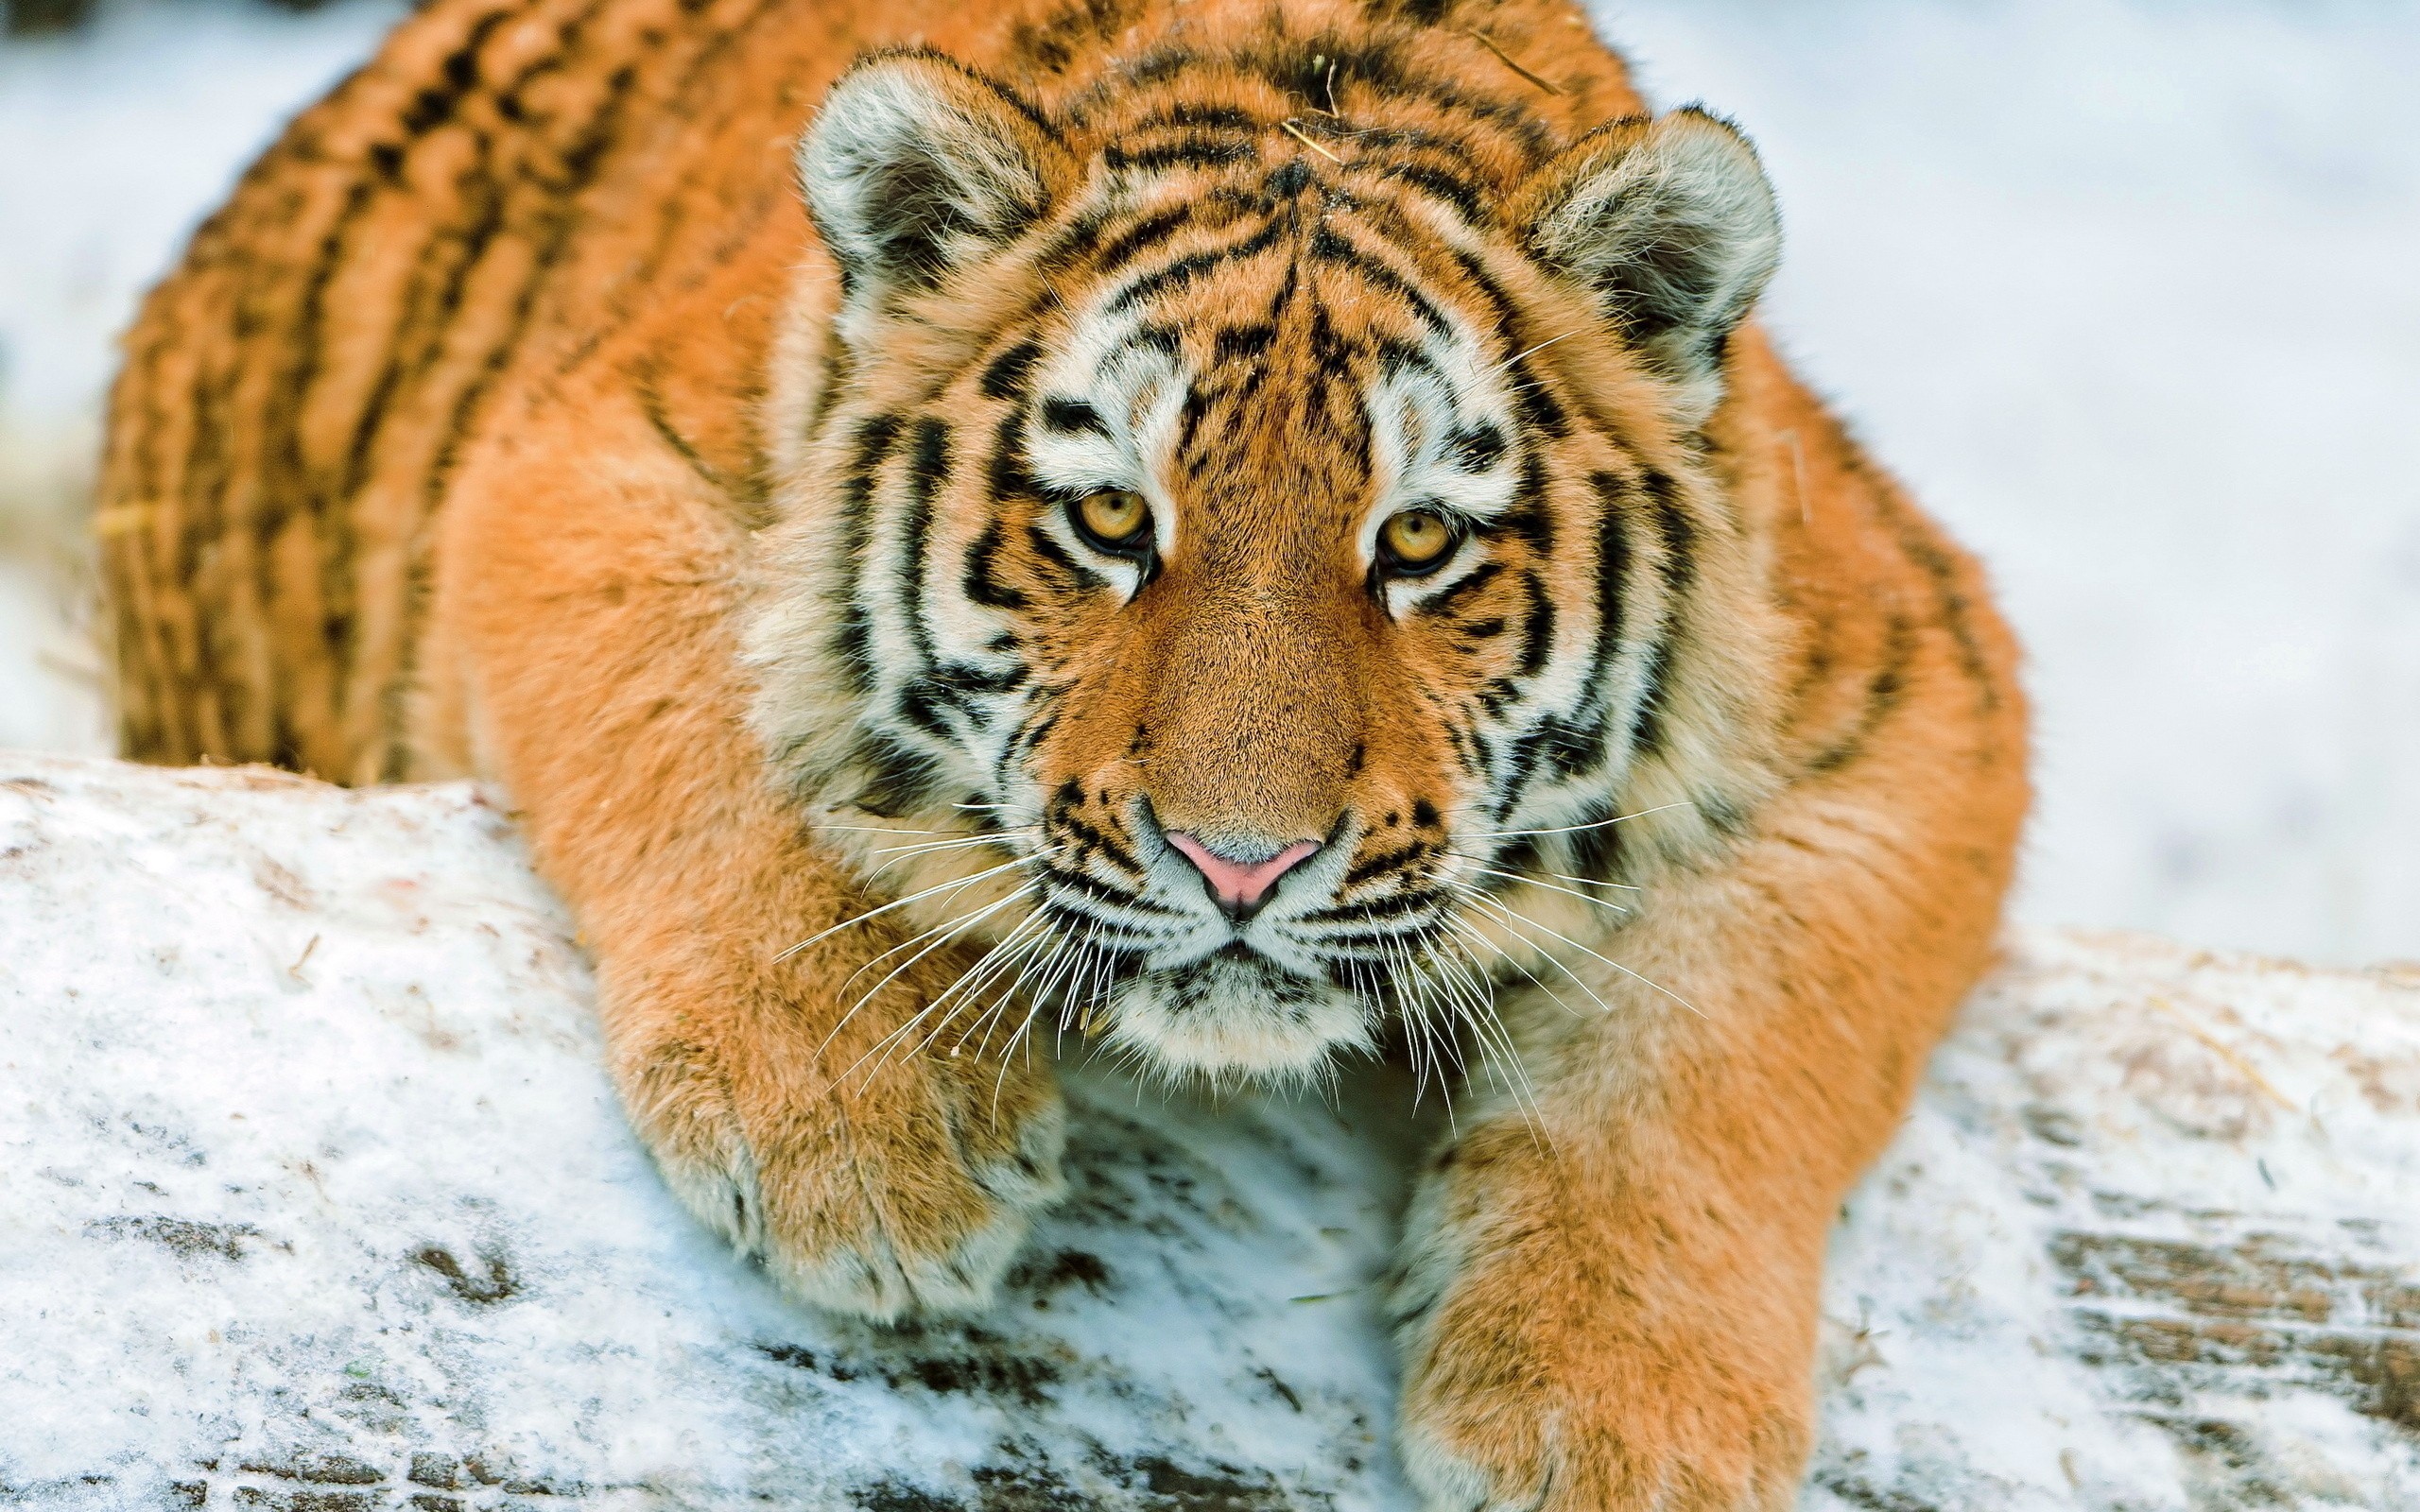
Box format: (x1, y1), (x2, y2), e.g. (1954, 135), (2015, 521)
(1, 0), (2416, 965)
(6, 756), (2417, 1509)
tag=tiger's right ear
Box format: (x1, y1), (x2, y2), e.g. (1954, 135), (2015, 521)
(798, 52), (1071, 337)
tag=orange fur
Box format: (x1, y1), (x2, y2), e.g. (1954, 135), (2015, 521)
(99, 0), (2028, 1503)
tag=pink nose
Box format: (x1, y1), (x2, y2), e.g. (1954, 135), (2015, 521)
(1166, 833), (1320, 916)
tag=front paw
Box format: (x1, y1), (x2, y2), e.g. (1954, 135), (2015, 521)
(612, 983), (1066, 1322)
(1389, 1128), (1815, 1511)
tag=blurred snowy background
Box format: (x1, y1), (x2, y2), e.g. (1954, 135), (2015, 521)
(2, 0), (2414, 965)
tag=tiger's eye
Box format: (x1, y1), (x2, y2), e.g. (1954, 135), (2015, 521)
(1075, 490), (1149, 547)
(1380, 509), (1454, 569)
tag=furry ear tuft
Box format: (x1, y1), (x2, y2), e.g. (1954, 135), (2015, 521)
(798, 52), (1069, 337)
(1515, 107), (1781, 423)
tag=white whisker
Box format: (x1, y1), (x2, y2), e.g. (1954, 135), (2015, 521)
(773, 846), (1060, 963)
(1474, 801), (1692, 840)
(1445, 859), (1633, 918)
(847, 919), (1052, 1088)
(1455, 885), (1704, 1019)
(1441, 913), (1586, 1021)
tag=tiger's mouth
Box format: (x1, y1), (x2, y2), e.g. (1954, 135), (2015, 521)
(1004, 805), (1460, 1081)
(1091, 941), (1380, 1081)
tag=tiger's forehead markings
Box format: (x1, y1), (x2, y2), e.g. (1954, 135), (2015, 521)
(1047, 30), (1560, 166)
(1017, 152), (1527, 543)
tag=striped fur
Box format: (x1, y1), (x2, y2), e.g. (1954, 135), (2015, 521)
(99, 1), (2029, 1506)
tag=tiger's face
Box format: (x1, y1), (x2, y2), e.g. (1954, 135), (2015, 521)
(753, 45), (1783, 1079)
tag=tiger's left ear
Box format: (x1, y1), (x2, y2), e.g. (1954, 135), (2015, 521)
(798, 51), (1072, 340)
(1512, 108), (1781, 424)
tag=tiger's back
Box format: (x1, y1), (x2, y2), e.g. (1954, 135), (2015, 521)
(98, 0), (884, 782)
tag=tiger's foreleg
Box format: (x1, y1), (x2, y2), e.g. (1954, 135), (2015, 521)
(428, 400), (1065, 1319)
(1389, 777), (2015, 1510)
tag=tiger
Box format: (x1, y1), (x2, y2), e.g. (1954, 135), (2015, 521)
(95, 0), (2030, 1503)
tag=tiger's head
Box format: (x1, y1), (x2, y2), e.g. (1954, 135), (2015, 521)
(752, 38), (1789, 1081)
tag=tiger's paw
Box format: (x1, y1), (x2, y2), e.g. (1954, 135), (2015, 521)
(614, 1001), (1067, 1322)
(1389, 1132), (1815, 1511)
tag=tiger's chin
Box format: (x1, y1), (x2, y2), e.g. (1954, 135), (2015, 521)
(1098, 948), (1374, 1083)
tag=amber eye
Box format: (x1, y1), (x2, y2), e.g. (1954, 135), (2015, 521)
(1072, 490), (1150, 551)
(1378, 509), (1457, 574)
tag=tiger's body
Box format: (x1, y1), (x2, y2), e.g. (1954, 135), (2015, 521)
(100, 0), (2029, 1504)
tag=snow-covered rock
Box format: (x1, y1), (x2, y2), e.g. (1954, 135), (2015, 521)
(2, 755), (2416, 1510)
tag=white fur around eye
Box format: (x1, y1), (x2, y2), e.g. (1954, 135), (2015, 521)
(1022, 309), (1189, 572)
(1357, 329), (1521, 608)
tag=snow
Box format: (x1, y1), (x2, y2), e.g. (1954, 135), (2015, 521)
(1, 0), (2415, 963)
(1811, 926), (2420, 1509)
(5, 755), (2418, 1508)
(0, 756), (1423, 1510)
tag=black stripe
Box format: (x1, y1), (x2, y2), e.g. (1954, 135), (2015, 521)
(1644, 468), (1695, 599)
(895, 678), (959, 737)
(1343, 842), (1428, 889)
(1213, 323), (1276, 363)
(1416, 559), (1503, 618)
(1499, 353), (1568, 438)
(1567, 816), (1623, 887)
(1446, 248), (1570, 439)
(980, 338), (1045, 400)
(1453, 423), (1507, 472)
(1494, 504), (1553, 557)
(933, 660), (1029, 696)
(1806, 614), (1915, 775)
(1105, 322), (1184, 364)
(1108, 214), (1289, 312)
(388, 38), (667, 776)
(1307, 226), (1449, 335)
(988, 410), (1037, 502)
(1045, 866), (1175, 913)
(1371, 160), (1488, 224)
(1055, 811), (1146, 878)
(1040, 397), (1110, 437)
(1026, 523), (1109, 593)
(1550, 472), (1633, 776)
(900, 418), (951, 667)
(1093, 204), (1198, 270)
(1514, 569), (1555, 677)
(1626, 637), (1670, 760)
(1104, 136), (1254, 173)
(834, 412), (905, 692)
(962, 519), (1029, 610)
(850, 730), (942, 816)
(1301, 890), (1438, 925)
(1494, 728), (1553, 820)
(1126, 101), (1258, 133)
(1374, 338), (1440, 387)
(1530, 714), (1602, 782)
(1865, 476), (1999, 713)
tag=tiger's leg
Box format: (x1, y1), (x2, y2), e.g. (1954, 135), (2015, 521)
(428, 397), (1065, 1318)
(1391, 756), (2019, 1507)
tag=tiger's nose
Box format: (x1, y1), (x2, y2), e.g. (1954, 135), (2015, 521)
(1166, 833), (1320, 920)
